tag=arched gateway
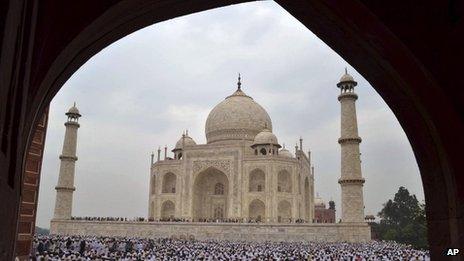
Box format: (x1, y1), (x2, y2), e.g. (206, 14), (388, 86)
(192, 167), (229, 221)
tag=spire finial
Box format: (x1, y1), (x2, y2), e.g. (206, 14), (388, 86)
(186, 129), (189, 136)
(344, 67), (348, 74)
(237, 73), (241, 90)
(73, 101), (76, 107)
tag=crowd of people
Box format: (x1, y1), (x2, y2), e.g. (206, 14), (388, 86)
(31, 235), (430, 260)
(71, 216), (307, 224)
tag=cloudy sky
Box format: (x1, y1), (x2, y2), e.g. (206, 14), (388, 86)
(36, 1), (423, 228)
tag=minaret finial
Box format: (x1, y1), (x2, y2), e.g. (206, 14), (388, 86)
(237, 73), (241, 90)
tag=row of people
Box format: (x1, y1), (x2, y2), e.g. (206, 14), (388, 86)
(71, 216), (309, 223)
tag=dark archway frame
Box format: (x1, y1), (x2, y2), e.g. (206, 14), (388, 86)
(1, 0), (463, 259)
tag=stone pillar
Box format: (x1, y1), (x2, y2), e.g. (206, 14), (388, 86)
(53, 104), (81, 220)
(337, 71), (365, 223)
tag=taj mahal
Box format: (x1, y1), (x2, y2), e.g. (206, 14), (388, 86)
(149, 75), (314, 223)
(50, 71), (371, 242)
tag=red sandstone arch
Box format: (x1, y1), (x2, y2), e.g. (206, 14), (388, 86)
(1, 0), (463, 259)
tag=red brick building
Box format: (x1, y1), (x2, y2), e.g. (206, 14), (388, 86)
(314, 197), (336, 223)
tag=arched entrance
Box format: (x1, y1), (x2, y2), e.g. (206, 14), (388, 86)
(249, 168), (265, 192)
(161, 200), (175, 219)
(277, 200), (292, 223)
(248, 199), (265, 222)
(192, 167), (229, 221)
(2, 0), (463, 259)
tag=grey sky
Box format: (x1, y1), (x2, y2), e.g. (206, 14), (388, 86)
(36, 1), (423, 228)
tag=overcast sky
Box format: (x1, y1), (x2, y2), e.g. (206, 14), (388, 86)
(36, 1), (424, 228)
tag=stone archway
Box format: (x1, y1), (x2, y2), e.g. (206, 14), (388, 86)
(277, 200), (292, 223)
(2, 1), (464, 259)
(277, 170), (292, 193)
(248, 199), (265, 222)
(162, 172), (176, 193)
(161, 200), (175, 219)
(249, 168), (265, 192)
(192, 167), (229, 221)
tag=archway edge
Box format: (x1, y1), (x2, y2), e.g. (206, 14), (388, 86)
(18, 0), (463, 258)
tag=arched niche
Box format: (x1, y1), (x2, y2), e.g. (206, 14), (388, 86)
(277, 200), (292, 223)
(161, 200), (175, 219)
(277, 170), (292, 193)
(162, 172), (177, 193)
(192, 167), (229, 220)
(249, 199), (265, 222)
(249, 168), (265, 192)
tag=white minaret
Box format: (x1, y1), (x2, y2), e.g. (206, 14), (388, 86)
(337, 69), (365, 223)
(53, 103), (81, 220)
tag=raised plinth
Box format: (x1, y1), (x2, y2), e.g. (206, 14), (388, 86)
(50, 220), (371, 242)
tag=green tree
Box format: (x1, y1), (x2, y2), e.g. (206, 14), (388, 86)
(374, 186), (428, 249)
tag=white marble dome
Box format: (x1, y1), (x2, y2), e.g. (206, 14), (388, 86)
(315, 196), (326, 208)
(205, 87), (272, 144)
(279, 145), (293, 158)
(174, 135), (196, 150)
(253, 128), (279, 146)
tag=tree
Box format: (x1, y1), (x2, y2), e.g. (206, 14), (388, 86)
(373, 186), (428, 249)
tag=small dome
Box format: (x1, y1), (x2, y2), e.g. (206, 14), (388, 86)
(315, 196), (326, 208)
(339, 73), (354, 83)
(65, 103), (81, 117)
(174, 134), (196, 150)
(279, 145), (293, 158)
(252, 128), (279, 146)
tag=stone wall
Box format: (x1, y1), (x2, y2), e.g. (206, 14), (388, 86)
(50, 220), (371, 242)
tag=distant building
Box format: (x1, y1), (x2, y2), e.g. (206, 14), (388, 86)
(314, 196), (336, 223)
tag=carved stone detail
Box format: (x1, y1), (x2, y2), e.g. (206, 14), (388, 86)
(193, 159), (231, 175)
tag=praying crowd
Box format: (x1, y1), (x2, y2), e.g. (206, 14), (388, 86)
(31, 235), (430, 260)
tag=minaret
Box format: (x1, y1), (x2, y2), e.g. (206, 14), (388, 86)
(53, 103), (81, 220)
(337, 69), (365, 223)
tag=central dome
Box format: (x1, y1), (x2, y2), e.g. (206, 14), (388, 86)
(205, 78), (272, 144)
